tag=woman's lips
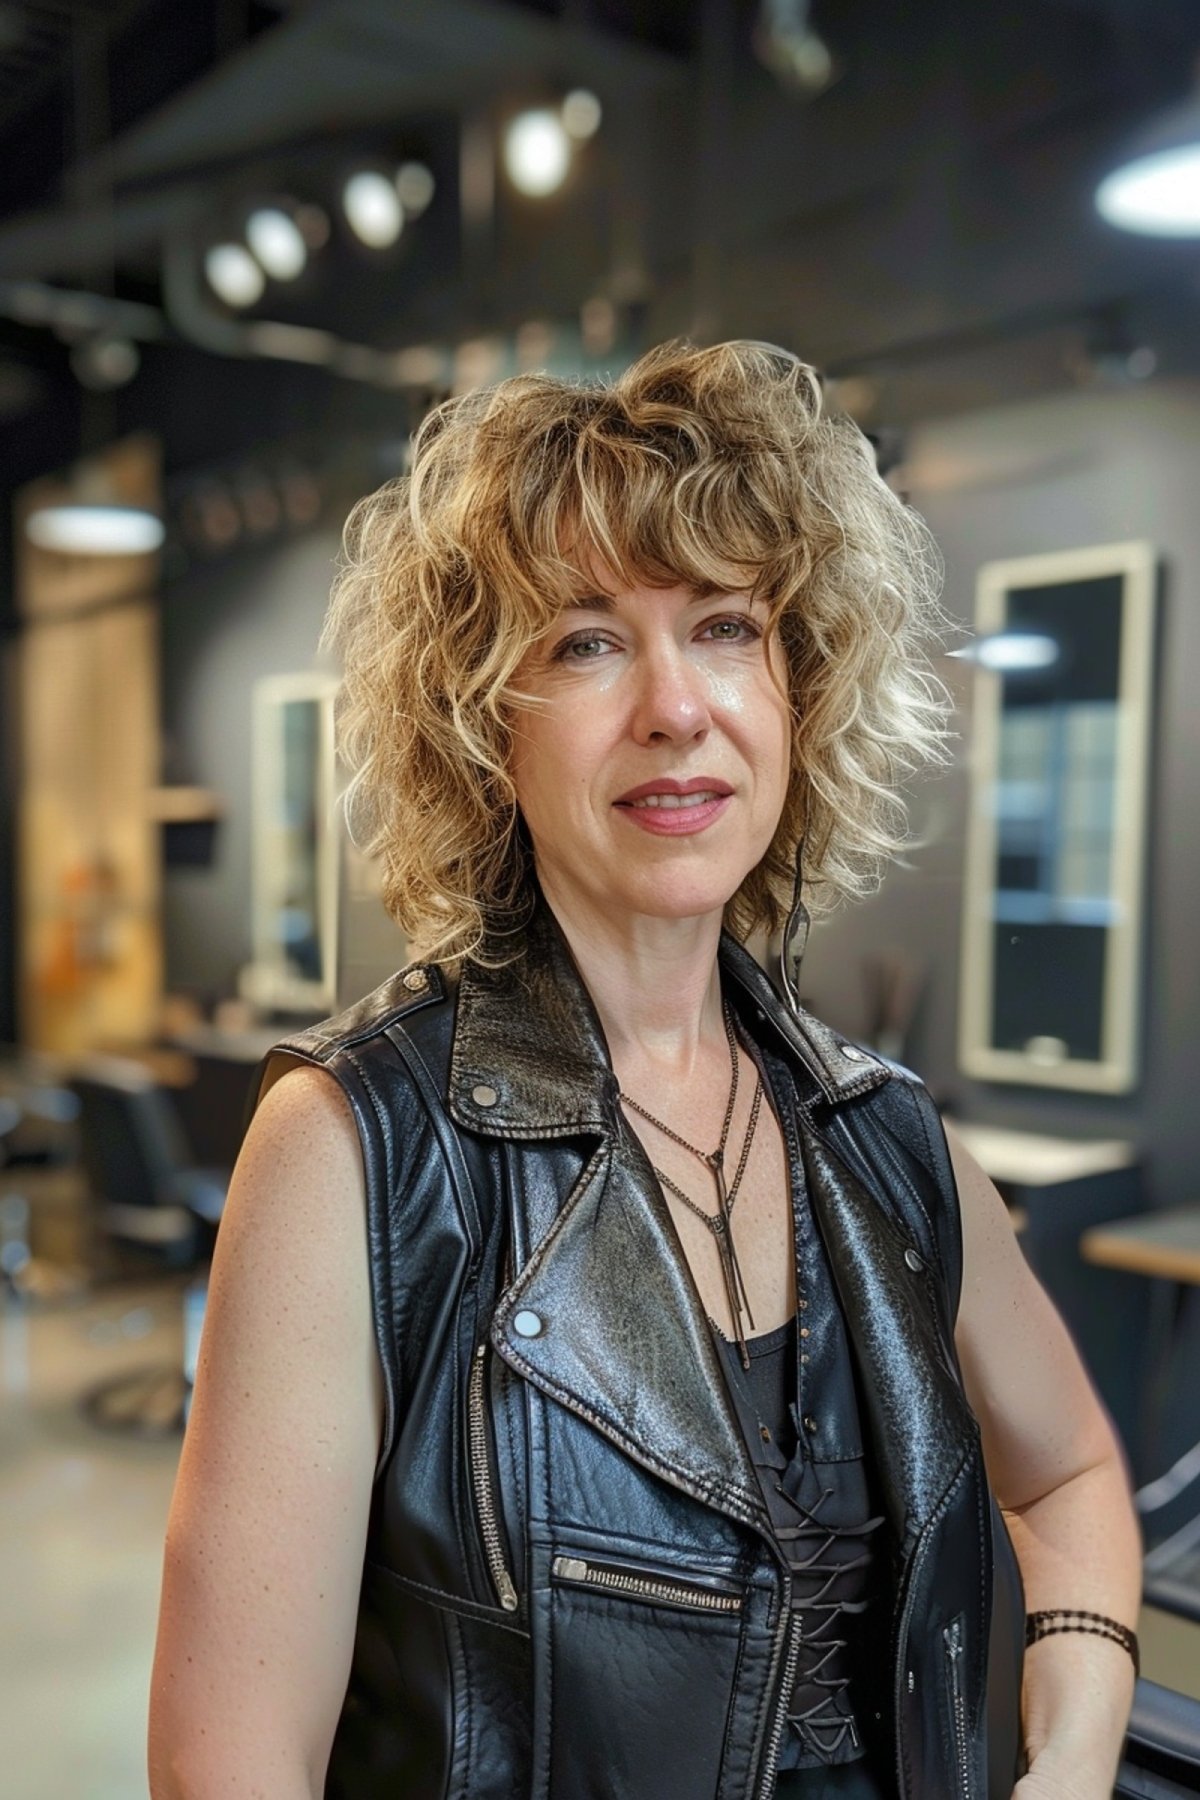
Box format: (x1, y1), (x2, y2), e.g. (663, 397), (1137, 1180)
(614, 789), (732, 835)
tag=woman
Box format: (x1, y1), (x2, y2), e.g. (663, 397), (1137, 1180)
(149, 341), (1142, 1800)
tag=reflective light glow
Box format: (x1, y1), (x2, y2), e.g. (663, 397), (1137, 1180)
(343, 170), (403, 247)
(205, 242), (265, 307)
(245, 207), (308, 279)
(504, 109), (571, 196)
(27, 505), (165, 555)
(396, 161), (435, 217)
(1095, 143), (1200, 236)
(562, 89), (602, 139)
(950, 632), (1060, 672)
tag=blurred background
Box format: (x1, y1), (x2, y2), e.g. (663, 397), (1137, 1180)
(1, 1), (1199, 1795)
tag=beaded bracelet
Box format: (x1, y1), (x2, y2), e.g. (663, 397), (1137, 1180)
(1025, 1608), (1140, 1677)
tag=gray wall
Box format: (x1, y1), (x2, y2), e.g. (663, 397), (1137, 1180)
(799, 377), (1200, 1211)
(161, 526), (407, 1012)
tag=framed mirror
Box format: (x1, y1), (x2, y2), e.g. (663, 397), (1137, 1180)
(958, 541), (1156, 1093)
(245, 672), (340, 1014)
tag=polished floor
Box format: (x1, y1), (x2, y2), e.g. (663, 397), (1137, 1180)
(3, 1272), (1200, 1800)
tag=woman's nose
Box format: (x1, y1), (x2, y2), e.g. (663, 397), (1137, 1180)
(629, 642), (712, 744)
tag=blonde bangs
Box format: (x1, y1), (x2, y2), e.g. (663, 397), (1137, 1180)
(321, 339), (953, 966)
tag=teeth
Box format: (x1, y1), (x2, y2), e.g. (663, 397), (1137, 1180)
(628, 791), (720, 809)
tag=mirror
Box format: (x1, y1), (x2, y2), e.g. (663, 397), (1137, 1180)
(958, 541), (1156, 1093)
(246, 673), (340, 1013)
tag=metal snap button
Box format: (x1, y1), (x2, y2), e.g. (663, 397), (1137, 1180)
(904, 1247), (925, 1272)
(402, 967), (428, 992)
(839, 1043), (866, 1061)
(803, 1413), (818, 1433)
(471, 1083), (499, 1108)
(800, 1326), (810, 1338)
(513, 1310), (543, 1338)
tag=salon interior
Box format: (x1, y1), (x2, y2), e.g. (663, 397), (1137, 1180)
(1, 1), (1199, 1794)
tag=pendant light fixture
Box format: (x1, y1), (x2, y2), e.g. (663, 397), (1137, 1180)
(26, 463), (164, 557)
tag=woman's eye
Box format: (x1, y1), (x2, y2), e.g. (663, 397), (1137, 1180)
(554, 632), (614, 661)
(702, 616), (759, 642)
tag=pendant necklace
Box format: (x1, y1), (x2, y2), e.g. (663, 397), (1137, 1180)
(619, 1003), (763, 1370)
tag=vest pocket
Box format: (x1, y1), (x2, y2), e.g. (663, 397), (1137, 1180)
(468, 1341), (519, 1613)
(551, 1553), (744, 1615)
(942, 1612), (974, 1799)
(534, 1545), (747, 1800)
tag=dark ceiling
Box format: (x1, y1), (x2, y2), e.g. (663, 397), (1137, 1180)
(0, 0), (1198, 466)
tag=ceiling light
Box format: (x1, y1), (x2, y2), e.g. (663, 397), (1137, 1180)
(503, 109), (571, 197)
(204, 242), (265, 307)
(69, 334), (140, 390)
(26, 504), (165, 555)
(1096, 91), (1200, 237)
(245, 206), (308, 280)
(753, 0), (837, 96)
(396, 161), (435, 217)
(561, 89), (602, 140)
(343, 170), (403, 247)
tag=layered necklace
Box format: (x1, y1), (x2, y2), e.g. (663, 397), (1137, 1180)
(619, 1003), (763, 1370)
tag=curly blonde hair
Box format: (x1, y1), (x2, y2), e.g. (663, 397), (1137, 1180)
(322, 339), (952, 965)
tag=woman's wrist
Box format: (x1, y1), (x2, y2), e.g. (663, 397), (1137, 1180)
(1021, 1624), (1137, 1776)
(1025, 1607), (1139, 1675)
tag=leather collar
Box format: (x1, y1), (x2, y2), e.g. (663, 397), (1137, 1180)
(448, 894), (889, 1141)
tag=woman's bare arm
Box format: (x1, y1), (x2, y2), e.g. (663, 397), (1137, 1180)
(946, 1122), (1142, 1799)
(148, 1065), (383, 1799)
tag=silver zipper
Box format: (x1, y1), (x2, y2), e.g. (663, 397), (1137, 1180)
(943, 1615), (973, 1798)
(551, 1554), (743, 1614)
(891, 1527), (933, 1800)
(757, 1610), (802, 1794)
(468, 1343), (519, 1612)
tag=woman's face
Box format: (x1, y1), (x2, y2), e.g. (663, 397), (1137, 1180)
(508, 576), (793, 930)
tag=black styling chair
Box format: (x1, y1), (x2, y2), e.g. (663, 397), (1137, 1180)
(1116, 1680), (1200, 1797)
(69, 1056), (227, 1434)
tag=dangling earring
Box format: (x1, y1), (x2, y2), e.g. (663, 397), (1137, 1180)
(780, 834), (810, 1013)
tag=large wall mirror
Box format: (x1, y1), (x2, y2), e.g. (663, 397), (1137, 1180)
(245, 673), (340, 1014)
(958, 541), (1156, 1093)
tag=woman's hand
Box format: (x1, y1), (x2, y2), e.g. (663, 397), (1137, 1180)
(1012, 1744), (1118, 1800)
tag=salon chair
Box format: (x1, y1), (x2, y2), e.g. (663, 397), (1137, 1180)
(69, 1056), (228, 1434)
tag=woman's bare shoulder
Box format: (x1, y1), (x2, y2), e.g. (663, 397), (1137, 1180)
(249, 1055), (364, 1153)
(193, 1055), (376, 1433)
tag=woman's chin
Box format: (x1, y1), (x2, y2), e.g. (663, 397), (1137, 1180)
(599, 874), (744, 926)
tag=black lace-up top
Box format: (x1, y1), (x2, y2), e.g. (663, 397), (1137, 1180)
(711, 1032), (887, 1773)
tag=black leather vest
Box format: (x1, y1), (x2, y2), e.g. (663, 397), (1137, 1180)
(250, 904), (1025, 1800)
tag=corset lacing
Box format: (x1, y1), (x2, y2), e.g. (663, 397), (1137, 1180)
(767, 1440), (886, 1761)
(714, 1312), (887, 1770)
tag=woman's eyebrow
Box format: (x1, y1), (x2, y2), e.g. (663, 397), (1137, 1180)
(565, 592), (617, 613)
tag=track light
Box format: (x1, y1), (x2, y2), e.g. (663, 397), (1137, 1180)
(343, 170), (403, 248)
(395, 161), (435, 218)
(205, 242), (265, 308)
(561, 89), (602, 140)
(754, 0), (837, 95)
(245, 206), (308, 280)
(503, 109), (571, 197)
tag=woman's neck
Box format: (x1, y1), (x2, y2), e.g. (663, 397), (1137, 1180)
(537, 872), (727, 1074)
